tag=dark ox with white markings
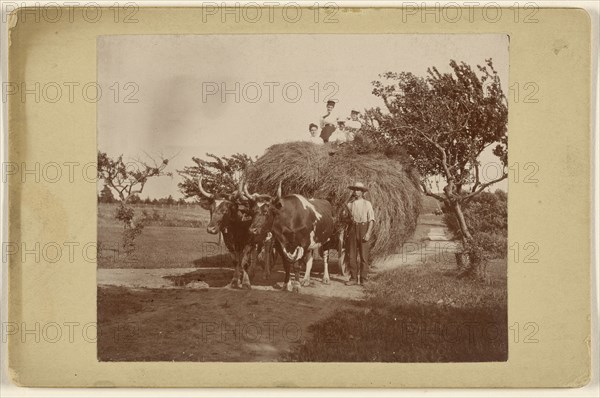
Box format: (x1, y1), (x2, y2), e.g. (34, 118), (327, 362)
(248, 183), (335, 292)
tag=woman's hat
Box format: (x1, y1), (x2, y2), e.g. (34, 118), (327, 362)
(348, 182), (368, 191)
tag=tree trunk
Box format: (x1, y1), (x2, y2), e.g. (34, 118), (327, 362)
(451, 201), (483, 279)
(453, 201), (472, 241)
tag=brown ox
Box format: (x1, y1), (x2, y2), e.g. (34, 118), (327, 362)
(198, 177), (254, 289)
(237, 182), (278, 281)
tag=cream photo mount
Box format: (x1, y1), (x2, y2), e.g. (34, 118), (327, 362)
(6, 6), (592, 388)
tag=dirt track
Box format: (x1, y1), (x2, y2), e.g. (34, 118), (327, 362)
(98, 285), (357, 362)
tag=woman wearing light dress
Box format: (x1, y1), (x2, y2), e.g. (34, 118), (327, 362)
(307, 123), (324, 144)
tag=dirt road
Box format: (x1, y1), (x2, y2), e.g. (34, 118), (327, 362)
(98, 285), (356, 361)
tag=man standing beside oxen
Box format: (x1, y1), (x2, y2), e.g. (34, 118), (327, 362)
(344, 182), (375, 286)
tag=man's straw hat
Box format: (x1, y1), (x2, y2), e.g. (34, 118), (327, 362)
(348, 182), (368, 191)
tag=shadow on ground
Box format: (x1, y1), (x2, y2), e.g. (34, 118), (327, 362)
(169, 257), (346, 289)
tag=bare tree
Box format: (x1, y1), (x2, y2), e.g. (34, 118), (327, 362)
(97, 151), (173, 252)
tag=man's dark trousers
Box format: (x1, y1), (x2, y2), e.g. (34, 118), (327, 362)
(347, 222), (370, 281)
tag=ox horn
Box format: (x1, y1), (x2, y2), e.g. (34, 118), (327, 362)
(241, 178), (260, 200)
(198, 176), (214, 199)
(277, 180), (282, 199)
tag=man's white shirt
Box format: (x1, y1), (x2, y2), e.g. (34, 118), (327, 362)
(347, 198), (375, 223)
(320, 110), (340, 127)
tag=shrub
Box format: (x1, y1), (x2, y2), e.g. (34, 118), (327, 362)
(114, 203), (145, 254)
(122, 221), (144, 254)
(443, 190), (507, 262)
(115, 204), (135, 226)
(152, 209), (162, 221)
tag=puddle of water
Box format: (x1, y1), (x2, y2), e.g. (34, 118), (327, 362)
(164, 268), (234, 288)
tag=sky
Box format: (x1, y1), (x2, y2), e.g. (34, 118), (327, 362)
(98, 34), (509, 199)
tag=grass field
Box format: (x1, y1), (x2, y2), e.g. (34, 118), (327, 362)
(98, 203), (228, 269)
(98, 224), (233, 269)
(98, 203), (210, 228)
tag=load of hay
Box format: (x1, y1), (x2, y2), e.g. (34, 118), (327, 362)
(246, 141), (422, 259)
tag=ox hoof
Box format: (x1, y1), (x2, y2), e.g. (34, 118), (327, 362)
(292, 283), (301, 293)
(301, 279), (311, 287)
(322, 277), (330, 285)
(241, 282), (252, 290)
(230, 279), (240, 289)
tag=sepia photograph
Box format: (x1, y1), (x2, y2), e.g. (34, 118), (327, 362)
(96, 34), (509, 362)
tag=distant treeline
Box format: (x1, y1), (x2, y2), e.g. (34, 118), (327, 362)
(98, 185), (193, 205)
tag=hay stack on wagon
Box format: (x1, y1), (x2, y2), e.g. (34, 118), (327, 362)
(246, 141), (422, 260)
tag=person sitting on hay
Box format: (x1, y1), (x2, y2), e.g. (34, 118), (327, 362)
(307, 123), (323, 145)
(319, 99), (340, 143)
(345, 182), (375, 286)
(338, 109), (362, 142)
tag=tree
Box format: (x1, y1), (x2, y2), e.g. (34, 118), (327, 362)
(99, 185), (116, 203)
(97, 151), (172, 206)
(178, 153), (254, 205)
(366, 59), (508, 278)
(97, 151), (173, 253)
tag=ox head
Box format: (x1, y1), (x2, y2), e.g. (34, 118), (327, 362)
(240, 181), (282, 238)
(198, 176), (240, 235)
